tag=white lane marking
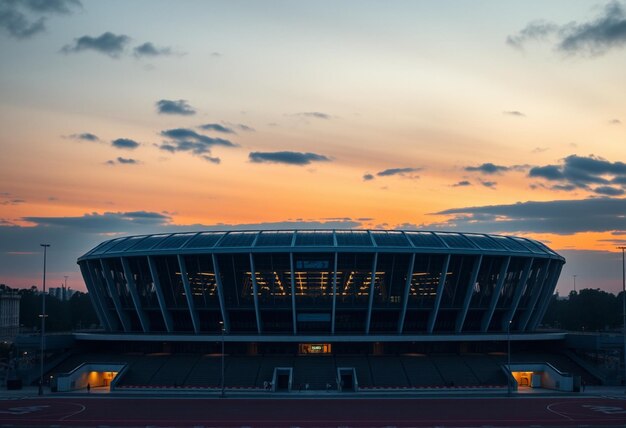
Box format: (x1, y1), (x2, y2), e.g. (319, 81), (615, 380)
(59, 402), (87, 421)
(546, 402), (574, 421)
(0, 405), (50, 415)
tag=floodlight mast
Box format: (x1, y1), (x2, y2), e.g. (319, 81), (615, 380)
(618, 246), (626, 387)
(39, 244), (50, 396)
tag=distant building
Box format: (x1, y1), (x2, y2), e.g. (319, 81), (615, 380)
(48, 286), (76, 301)
(0, 290), (20, 341)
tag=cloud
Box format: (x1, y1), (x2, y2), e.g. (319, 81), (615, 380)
(68, 132), (99, 142)
(465, 163), (510, 175)
(609, 119), (622, 125)
(503, 110), (526, 117)
(24, 211), (172, 232)
(376, 167), (421, 177)
(0, 0), (80, 39)
(558, 2), (626, 54)
(249, 151), (330, 165)
(106, 157), (138, 165)
(294, 112), (332, 120)
(480, 180), (497, 188)
(506, 20), (559, 49)
(223, 122), (255, 132)
(532, 147), (548, 154)
(61, 32), (130, 57)
(363, 173), (375, 181)
(508, 2), (626, 56)
(452, 180), (471, 187)
(159, 128), (235, 162)
(199, 123), (236, 134)
(528, 154), (626, 194)
(111, 138), (139, 150)
(133, 42), (174, 58)
(0, 199), (25, 206)
(156, 99), (196, 116)
(594, 186), (625, 196)
(432, 197), (626, 235)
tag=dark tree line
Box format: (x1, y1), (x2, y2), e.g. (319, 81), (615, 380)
(1, 284), (99, 332)
(541, 288), (624, 332)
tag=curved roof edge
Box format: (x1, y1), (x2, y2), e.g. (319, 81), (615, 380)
(78, 229), (565, 262)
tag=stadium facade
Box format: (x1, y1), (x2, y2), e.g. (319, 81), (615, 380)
(77, 229), (565, 338)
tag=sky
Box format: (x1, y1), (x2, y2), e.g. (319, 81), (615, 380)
(1, 0), (625, 295)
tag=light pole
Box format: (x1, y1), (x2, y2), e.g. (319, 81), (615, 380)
(507, 320), (512, 396)
(39, 243), (50, 396)
(618, 246), (626, 386)
(219, 320), (225, 397)
(573, 275), (577, 293)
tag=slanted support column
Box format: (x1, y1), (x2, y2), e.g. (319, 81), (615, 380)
(147, 256), (174, 333)
(290, 253), (297, 335)
(455, 255), (483, 333)
(211, 254), (230, 333)
(87, 260), (118, 331)
(529, 262), (563, 330)
(428, 254), (451, 334)
(518, 260), (552, 331)
(79, 262), (110, 330)
(121, 257), (150, 332)
(177, 255), (200, 334)
(501, 257), (534, 331)
(397, 253), (416, 334)
(365, 253), (379, 334)
(481, 256), (511, 332)
(331, 252), (338, 335)
(100, 259), (131, 332)
(249, 253), (263, 334)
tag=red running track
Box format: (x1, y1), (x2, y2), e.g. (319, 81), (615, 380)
(0, 396), (625, 427)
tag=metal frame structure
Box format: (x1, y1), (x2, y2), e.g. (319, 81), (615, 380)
(78, 229), (565, 335)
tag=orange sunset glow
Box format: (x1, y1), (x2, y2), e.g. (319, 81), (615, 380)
(1, 1), (625, 295)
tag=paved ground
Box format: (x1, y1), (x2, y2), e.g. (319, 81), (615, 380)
(0, 393), (625, 427)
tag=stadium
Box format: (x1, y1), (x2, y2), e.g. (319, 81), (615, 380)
(19, 228), (608, 395)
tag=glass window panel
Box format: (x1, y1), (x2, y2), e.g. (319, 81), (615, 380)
(470, 256), (505, 309)
(407, 254), (446, 308)
(295, 231), (334, 246)
(253, 253), (292, 308)
(255, 231), (294, 247)
(405, 232), (445, 248)
(152, 255), (186, 309)
(373, 253), (411, 307)
(218, 232), (257, 247)
(371, 231), (410, 247)
(91, 238), (126, 255)
(127, 257), (159, 309)
(496, 257), (527, 308)
(336, 253), (375, 306)
(335, 231), (373, 246)
(156, 233), (196, 249)
(490, 236), (530, 252)
(517, 259), (549, 309)
(215, 254), (254, 308)
(106, 236), (145, 253)
(439, 255), (478, 308)
(127, 235), (169, 251)
(512, 237), (546, 254)
(435, 233), (476, 249)
(293, 252), (334, 309)
(182, 255), (220, 310)
(464, 234), (504, 250)
(185, 232), (225, 249)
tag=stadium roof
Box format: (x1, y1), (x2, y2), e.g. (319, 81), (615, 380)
(79, 229), (563, 261)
